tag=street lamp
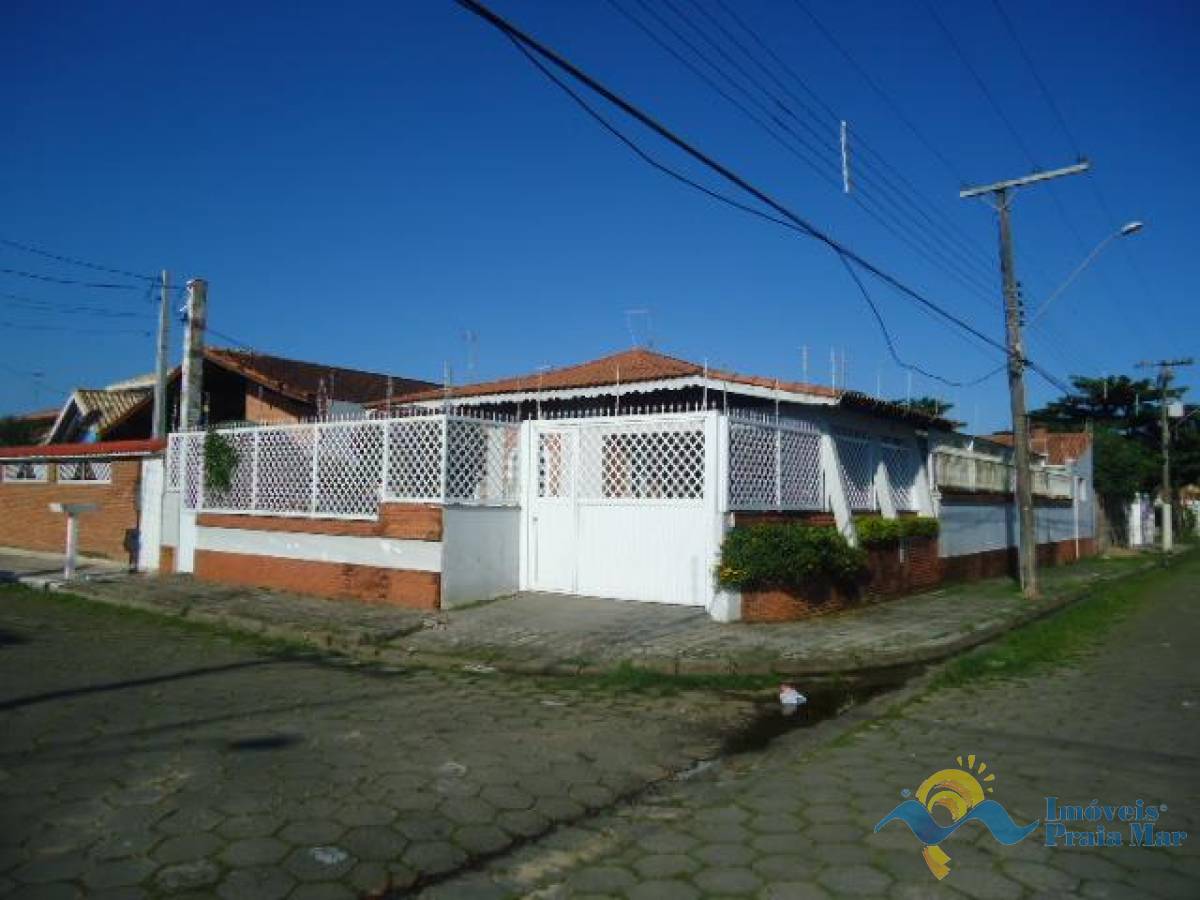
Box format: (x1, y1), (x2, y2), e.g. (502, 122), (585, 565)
(1027, 221), (1144, 326)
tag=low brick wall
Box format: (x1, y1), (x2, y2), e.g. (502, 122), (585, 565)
(187, 503), (445, 609)
(0, 460), (142, 563)
(742, 535), (1099, 623)
(194, 550), (440, 609)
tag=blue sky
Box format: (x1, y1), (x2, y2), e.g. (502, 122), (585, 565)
(2, 0), (1196, 431)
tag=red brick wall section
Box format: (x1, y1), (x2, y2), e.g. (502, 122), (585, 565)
(742, 583), (855, 622)
(189, 504), (445, 608)
(194, 551), (441, 609)
(0, 460), (141, 563)
(743, 536), (1098, 623)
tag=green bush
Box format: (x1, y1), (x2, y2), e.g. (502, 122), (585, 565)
(203, 430), (239, 493)
(717, 524), (867, 591)
(856, 515), (940, 546)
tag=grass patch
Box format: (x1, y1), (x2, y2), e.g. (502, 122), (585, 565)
(932, 550), (1197, 688)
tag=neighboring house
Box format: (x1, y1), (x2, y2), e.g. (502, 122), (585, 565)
(44, 348), (436, 443)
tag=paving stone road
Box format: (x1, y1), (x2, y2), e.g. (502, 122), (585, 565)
(433, 555), (1200, 899)
(0, 589), (750, 899)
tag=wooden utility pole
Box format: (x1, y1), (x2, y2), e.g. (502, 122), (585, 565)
(1136, 358), (1194, 553)
(179, 278), (208, 430)
(152, 270), (170, 439)
(961, 161), (1091, 598)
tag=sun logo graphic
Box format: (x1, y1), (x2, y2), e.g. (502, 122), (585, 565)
(874, 754), (1039, 880)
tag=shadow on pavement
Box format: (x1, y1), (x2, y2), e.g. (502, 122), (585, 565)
(0, 658), (274, 712)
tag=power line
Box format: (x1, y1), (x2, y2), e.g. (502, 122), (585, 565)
(457, 2), (1012, 354)
(0, 320), (153, 337)
(705, 0), (1002, 286)
(0, 266), (143, 291)
(613, 0), (1001, 304)
(986, 0), (1161, 349)
(0, 290), (149, 319)
(0, 237), (159, 284)
(654, 0), (1002, 299)
(787, 0), (969, 184)
(460, 0), (1078, 399)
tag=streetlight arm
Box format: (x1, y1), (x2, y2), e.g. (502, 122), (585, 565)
(1026, 221), (1142, 327)
(1027, 232), (1119, 327)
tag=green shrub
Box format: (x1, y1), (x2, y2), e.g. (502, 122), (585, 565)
(856, 515), (940, 546)
(902, 516), (940, 539)
(717, 524), (867, 591)
(203, 430), (239, 493)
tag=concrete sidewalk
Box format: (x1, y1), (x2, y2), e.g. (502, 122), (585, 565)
(1, 546), (1158, 677)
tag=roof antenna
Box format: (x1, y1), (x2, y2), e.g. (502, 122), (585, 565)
(462, 329), (478, 376)
(625, 308), (653, 348)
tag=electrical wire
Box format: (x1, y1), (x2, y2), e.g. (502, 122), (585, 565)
(489, 1), (1082, 399)
(626, 0), (1001, 304)
(0, 237), (160, 284)
(696, 0), (1002, 291)
(0, 266), (143, 290)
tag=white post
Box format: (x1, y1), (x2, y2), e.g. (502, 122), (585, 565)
(820, 427), (855, 545)
(64, 514), (79, 580)
(875, 440), (897, 519)
(309, 425), (320, 514)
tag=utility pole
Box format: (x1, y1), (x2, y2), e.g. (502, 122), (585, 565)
(961, 161), (1091, 598)
(179, 278), (208, 430)
(1136, 358), (1194, 553)
(152, 270), (170, 439)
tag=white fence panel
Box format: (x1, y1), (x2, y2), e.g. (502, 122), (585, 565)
(727, 412), (823, 510)
(835, 430), (876, 511)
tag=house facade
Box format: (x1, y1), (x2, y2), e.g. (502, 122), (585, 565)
(126, 348), (1094, 622)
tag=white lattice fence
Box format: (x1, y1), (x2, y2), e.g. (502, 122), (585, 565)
(172, 414), (518, 518)
(728, 414), (823, 510)
(576, 419), (706, 501)
(835, 430), (876, 511)
(445, 417), (521, 504)
(881, 441), (919, 511)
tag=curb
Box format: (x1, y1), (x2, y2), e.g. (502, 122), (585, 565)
(12, 561), (1160, 681)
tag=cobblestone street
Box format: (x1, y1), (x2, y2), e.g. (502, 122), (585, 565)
(434, 555), (1200, 899)
(0, 590), (746, 899)
(2, 555), (1198, 899)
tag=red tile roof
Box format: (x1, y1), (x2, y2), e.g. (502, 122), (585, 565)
(385, 348), (837, 403)
(205, 348), (436, 404)
(378, 348), (950, 426)
(0, 439), (166, 461)
(985, 428), (1091, 465)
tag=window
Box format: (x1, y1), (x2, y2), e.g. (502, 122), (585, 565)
(2, 462), (49, 482)
(57, 461), (113, 483)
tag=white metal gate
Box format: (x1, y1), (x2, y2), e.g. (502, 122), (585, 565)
(524, 413), (718, 606)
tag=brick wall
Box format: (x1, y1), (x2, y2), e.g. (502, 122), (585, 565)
(741, 533), (1098, 623)
(0, 460), (142, 563)
(189, 503), (444, 609)
(194, 551), (440, 609)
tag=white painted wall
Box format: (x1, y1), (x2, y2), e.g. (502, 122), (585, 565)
(160, 490), (181, 548)
(136, 459), (164, 572)
(195, 526), (443, 572)
(440, 506), (520, 609)
(939, 500), (1091, 558)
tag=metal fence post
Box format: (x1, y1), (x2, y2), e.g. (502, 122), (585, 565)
(440, 414), (450, 504)
(379, 419), (391, 502)
(250, 431), (260, 513)
(309, 424), (320, 515)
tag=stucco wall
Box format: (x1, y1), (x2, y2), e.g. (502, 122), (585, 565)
(440, 506), (519, 609)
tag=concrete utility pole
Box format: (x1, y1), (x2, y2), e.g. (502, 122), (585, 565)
(152, 270), (170, 439)
(961, 161), (1091, 599)
(1136, 358), (1194, 553)
(179, 278), (208, 430)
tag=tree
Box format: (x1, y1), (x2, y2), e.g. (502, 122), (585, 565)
(0, 416), (41, 447)
(892, 396), (954, 418)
